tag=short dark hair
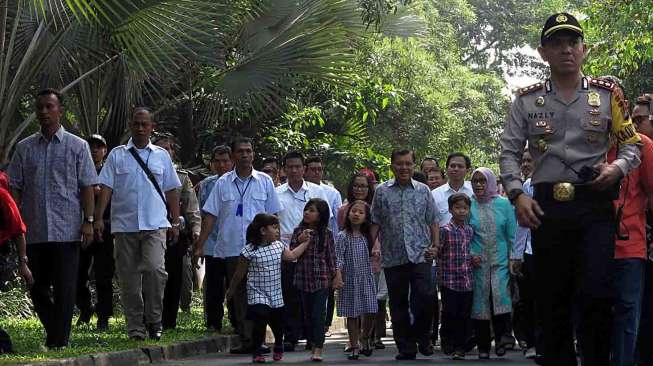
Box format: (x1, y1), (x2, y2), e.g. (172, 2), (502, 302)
(448, 193), (471, 209)
(390, 149), (415, 163)
(420, 157), (438, 170)
(283, 150), (305, 166)
(212, 145), (231, 159)
(262, 157), (279, 167)
(230, 136), (253, 152)
(132, 106), (154, 122)
(37, 88), (63, 105)
(428, 168), (445, 180)
(305, 156), (322, 166)
(446, 152), (471, 169)
(246, 213), (280, 249)
(635, 93), (652, 107)
(412, 171), (427, 184)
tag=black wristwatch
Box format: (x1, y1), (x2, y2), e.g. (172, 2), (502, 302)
(508, 189), (524, 205)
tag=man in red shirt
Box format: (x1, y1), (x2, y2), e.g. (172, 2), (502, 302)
(632, 94), (653, 366)
(607, 90), (653, 366)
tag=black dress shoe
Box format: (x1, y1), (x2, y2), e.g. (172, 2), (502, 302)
(147, 325), (162, 341)
(418, 344), (434, 356)
(76, 311), (92, 326)
(97, 318), (109, 331)
(395, 353), (416, 360)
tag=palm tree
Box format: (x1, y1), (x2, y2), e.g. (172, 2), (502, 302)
(0, 0), (376, 162)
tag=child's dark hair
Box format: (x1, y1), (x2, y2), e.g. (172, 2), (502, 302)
(448, 193), (471, 209)
(344, 200), (371, 236)
(246, 213), (279, 250)
(302, 198), (330, 252)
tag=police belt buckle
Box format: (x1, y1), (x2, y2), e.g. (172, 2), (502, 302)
(553, 182), (575, 202)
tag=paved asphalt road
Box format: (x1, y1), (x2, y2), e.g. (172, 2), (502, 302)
(166, 332), (538, 365)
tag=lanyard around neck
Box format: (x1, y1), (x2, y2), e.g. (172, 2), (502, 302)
(234, 176), (253, 202)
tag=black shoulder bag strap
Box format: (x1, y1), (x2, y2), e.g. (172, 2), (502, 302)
(128, 147), (169, 216)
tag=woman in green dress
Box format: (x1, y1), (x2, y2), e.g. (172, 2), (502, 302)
(469, 167), (516, 359)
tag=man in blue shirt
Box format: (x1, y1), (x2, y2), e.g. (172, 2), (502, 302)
(94, 107), (181, 341)
(196, 145), (234, 332)
(8, 89), (97, 349)
(194, 137), (281, 353)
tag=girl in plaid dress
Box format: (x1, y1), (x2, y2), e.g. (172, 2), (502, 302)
(333, 200), (378, 360)
(290, 198), (337, 362)
(226, 214), (311, 363)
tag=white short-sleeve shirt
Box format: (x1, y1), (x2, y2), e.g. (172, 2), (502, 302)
(99, 138), (181, 233)
(276, 180), (331, 244)
(431, 181), (474, 226)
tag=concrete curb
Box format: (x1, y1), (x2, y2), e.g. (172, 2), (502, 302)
(25, 335), (239, 366)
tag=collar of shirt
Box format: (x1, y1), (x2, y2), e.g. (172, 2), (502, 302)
(126, 138), (155, 151)
(38, 125), (65, 143)
(448, 218), (467, 229)
(227, 169), (265, 184)
(443, 181), (472, 194)
(388, 178), (416, 189)
(278, 179), (312, 194)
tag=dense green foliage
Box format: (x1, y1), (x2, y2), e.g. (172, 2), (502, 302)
(582, 0), (653, 99)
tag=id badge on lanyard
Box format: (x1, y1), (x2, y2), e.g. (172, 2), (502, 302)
(235, 177), (253, 217)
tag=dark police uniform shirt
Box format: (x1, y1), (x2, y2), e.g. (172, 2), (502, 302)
(500, 76), (641, 194)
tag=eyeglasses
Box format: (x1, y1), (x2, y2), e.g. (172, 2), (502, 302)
(471, 179), (487, 186)
(353, 184), (368, 190)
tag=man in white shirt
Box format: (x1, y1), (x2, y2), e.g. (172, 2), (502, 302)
(194, 137), (281, 354)
(429, 152), (473, 353)
(431, 152), (474, 225)
(276, 151), (330, 351)
(95, 107), (182, 341)
(303, 156), (342, 240)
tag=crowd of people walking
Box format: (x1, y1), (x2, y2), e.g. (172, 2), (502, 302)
(1, 11), (653, 366)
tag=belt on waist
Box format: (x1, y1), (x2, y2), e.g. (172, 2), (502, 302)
(533, 182), (616, 202)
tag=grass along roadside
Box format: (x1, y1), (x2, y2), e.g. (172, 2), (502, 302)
(0, 303), (232, 365)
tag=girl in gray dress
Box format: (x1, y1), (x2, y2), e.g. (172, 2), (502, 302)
(334, 200), (378, 360)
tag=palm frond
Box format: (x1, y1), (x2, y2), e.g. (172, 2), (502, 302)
(198, 0), (366, 125)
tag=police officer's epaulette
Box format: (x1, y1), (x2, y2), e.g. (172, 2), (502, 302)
(518, 82), (544, 96)
(588, 77), (615, 91)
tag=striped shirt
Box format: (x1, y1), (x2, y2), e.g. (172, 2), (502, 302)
(437, 220), (474, 292)
(8, 126), (97, 244)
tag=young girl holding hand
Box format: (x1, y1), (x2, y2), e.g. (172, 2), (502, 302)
(333, 200), (378, 360)
(226, 213), (311, 364)
(290, 198), (337, 362)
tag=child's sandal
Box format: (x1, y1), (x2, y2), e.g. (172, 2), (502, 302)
(347, 347), (360, 361)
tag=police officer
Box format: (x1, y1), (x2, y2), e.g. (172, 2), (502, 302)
(153, 135), (201, 330)
(499, 13), (641, 366)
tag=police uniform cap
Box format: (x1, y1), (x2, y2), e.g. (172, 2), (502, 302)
(541, 12), (583, 45)
(87, 134), (107, 146)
